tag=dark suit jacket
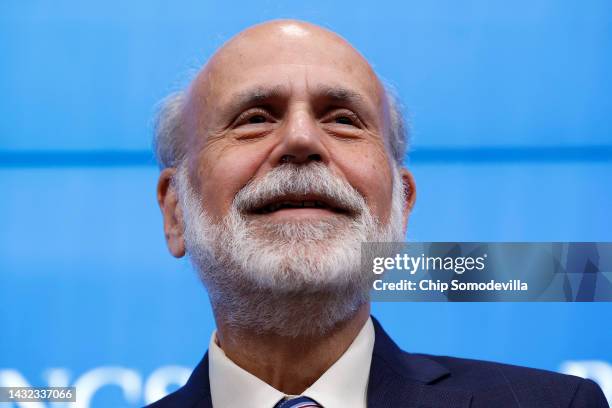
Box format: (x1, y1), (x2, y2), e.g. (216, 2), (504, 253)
(147, 316), (609, 407)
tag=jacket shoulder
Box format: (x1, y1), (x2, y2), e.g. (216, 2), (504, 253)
(415, 353), (609, 408)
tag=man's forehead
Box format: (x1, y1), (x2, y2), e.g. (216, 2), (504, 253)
(190, 20), (383, 107)
(209, 65), (380, 110)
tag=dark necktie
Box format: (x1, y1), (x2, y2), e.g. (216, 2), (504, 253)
(273, 396), (322, 408)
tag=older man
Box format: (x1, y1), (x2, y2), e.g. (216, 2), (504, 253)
(149, 20), (608, 408)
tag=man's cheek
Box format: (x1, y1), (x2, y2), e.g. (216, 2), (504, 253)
(199, 161), (251, 216)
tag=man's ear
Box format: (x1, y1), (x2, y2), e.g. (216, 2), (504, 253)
(157, 167), (186, 258)
(399, 167), (416, 233)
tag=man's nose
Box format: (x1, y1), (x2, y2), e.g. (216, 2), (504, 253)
(268, 109), (330, 166)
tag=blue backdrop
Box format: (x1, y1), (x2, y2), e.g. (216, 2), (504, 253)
(1, 1), (611, 407)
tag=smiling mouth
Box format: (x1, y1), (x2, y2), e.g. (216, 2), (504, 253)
(248, 196), (352, 216)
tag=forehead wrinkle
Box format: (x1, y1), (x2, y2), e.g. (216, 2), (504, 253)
(199, 58), (383, 117)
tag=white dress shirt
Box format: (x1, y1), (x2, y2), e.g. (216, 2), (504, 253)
(208, 317), (375, 408)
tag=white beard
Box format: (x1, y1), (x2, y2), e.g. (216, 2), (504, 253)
(175, 162), (406, 337)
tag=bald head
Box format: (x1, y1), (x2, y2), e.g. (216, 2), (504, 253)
(197, 20), (383, 101)
(211, 20), (375, 69)
(154, 19), (407, 170)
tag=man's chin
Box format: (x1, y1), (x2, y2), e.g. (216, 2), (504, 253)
(211, 276), (369, 337)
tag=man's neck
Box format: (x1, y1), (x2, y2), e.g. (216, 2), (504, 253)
(214, 303), (371, 395)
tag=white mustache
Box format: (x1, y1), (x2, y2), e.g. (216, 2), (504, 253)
(233, 163), (367, 216)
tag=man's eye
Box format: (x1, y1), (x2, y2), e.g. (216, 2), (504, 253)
(234, 109), (272, 127)
(335, 116), (354, 125)
(248, 114), (267, 124)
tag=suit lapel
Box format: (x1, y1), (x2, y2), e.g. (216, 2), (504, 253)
(180, 353), (214, 408)
(368, 317), (472, 408)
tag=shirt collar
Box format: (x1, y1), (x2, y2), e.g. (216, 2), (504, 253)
(208, 317), (375, 408)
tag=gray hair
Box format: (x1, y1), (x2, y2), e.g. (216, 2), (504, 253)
(153, 84), (408, 170)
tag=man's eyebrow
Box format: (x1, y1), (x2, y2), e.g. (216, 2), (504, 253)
(225, 85), (287, 113)
(316, 85), (369, 108)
